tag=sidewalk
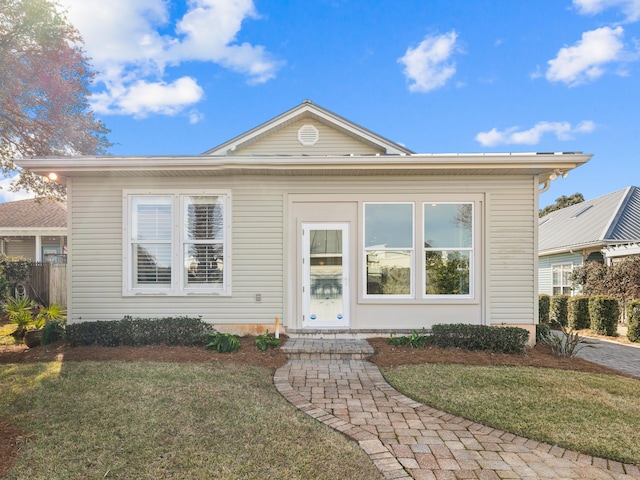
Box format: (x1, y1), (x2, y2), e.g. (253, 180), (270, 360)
(275, 339), (640, 480)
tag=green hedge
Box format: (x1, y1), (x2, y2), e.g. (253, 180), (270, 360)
(589, 296), (619, 336)
(41, 320), (65, 345)
(538, 294), (550, 324)
(550, 295), (569, 326)
(568, 295), (590, 330)
(65, 316), (214, 347)
(431, 324), (529, 355)
(627, 300), (640, 343)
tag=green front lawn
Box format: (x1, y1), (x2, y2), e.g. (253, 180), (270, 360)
(1, 361), (383, 479)
(382, 364), (640, 464)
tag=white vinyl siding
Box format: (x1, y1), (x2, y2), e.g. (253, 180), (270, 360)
(68, 174), (537, 330)
(232, 119), (384, 156)
(486, 180), (536, 324)
(538, 252), (583, 296)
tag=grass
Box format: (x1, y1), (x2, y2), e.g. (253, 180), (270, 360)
(0, 323), (16, 345)
(382, 364), (640, 464)
(1, 361), (383, 480)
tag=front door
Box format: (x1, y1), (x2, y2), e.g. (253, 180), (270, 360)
(302, 223), (349, 328)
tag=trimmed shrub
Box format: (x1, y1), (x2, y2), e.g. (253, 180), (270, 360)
(538, 294), (550, 324)
(627, 300), (640, 343)
(549, 295), (569, 326)
(41, 320), (65, 345)
(65, 316), (213, 347)
(568, 295), (590, 330)
(431, 324), (529, 355)
(589, 296), (619, 336)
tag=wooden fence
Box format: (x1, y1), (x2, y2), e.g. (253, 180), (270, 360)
(27, 262), (67, 307)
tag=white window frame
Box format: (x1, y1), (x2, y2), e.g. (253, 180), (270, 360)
(422, 202), (474, 299)
(123, 190), (231, 296)
(362, 202), (415, 299)
(552, 263), (573, 296)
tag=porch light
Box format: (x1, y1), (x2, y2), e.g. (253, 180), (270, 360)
(48, 172), (58, 181)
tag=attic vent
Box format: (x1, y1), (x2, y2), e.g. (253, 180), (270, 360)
(298, 124), (319, 146)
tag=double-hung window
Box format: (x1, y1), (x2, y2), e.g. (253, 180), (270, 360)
(364, 203), (414, 297)
(423, 203), (473, 297)
(552, 263), (573, 295)
(125, 191), (230, 295)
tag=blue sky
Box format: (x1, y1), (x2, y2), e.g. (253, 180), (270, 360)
(3, 0), (640, 208)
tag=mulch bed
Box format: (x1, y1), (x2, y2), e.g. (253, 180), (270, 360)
(1, 335), (636, 476)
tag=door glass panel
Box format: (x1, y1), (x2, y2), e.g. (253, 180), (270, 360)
(308, 228), (345, 324)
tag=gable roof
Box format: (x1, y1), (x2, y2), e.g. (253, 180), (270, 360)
(15, 101), (592, 181)
(203, 100), (414, 156)
(539, 186), (640, 255)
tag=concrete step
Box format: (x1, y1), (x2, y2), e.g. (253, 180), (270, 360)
(281, 338), (374, 360)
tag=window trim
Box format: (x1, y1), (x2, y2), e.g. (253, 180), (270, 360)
(123, 190), (232, 297)
(422, 202), (474, 299)
(551, 262), (573, 296)
(362, 202), (415, 299)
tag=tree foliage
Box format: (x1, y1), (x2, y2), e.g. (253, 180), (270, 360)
(0, 0), (110, 198)
(539, 193), (584, 217)
(570, 257), (640, 310)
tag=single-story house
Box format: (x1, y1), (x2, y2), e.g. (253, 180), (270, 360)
(17, 101), (591, 339)
(538, 186), (640, 296)
(0, 198), (67, 263)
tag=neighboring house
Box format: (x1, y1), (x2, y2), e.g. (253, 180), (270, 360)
(0, 198), (67, 263)
(17, 101), (591, 339)
(538, 186), (640, 296)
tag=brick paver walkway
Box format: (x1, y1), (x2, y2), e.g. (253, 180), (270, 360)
(274, 340), (640, 479)
(575, 337), (640, 378)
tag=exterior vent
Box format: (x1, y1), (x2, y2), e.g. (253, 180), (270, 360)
(571, 205), (593, 218)
(298, 124), (319, 146)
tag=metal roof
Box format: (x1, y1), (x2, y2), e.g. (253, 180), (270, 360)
(539, 186), (640, 255)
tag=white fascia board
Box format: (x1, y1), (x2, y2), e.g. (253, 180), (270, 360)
(17, 152), (592, 177)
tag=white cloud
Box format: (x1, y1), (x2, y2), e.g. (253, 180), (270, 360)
(475, 121), (596, 147)
(573, 0), (640, 22)
(546, 26), (625, 85)
(398, 31), (459, 93)
(0, 176), (36, 202)
(112, 77), (204, 118)
(58, 0), (280, 118)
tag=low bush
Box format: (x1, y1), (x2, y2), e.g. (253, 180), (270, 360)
(550, 295), (569, 326)
(589, 296), (619, 336)
(536, 322), (551, 343)
(255, 330), (280, 351)
(627, 300), (640, 343)
(387, 330), (432, 348)
(206, 332), (241, 353)
(539, 324), (596, 357)
(431, 324), (529, 355)
(41, 320), (65, 345)
(65, 316), (213, 347)
(568, 295), (590, 330)
(538, 294), (550, 324)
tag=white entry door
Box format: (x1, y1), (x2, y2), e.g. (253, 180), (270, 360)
(302, 223), (349, 328)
